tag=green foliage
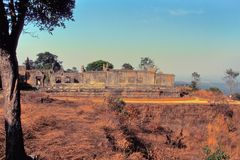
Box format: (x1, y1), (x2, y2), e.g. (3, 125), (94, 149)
(224, 68), (239, 95)
(139, 57), (156, 70)
(26, 0), (75, 33)
(190, 72), (200, 90)
(232, 93), (240, 100)
(0, 1), (75, 158)
(65, 67), (78, 73)
(190, 81), (198, 91)
(225, 69), (239, 79)
(24, 57), (35, 70)
(34, 52), (62, 71)
(192, 72), (200, 81)
(86, 60), (113, 71)
(52, 61), (62, 72)
(105, 96), (126, 113)
(72, 67), (78, 72)
(1, 0), (75, 41)
(208, 87), (222, 94)
(203, 146), (230, 160)
(122, 63), (134, 70)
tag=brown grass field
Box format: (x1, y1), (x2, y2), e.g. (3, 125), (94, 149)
(0, 91), (240, 160)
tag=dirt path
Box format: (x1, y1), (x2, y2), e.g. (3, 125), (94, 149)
(51, 96), (240, 105)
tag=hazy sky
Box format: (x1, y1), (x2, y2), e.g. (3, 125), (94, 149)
(17, 0), (240, 82)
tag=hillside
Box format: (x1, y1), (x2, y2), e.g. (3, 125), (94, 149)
(0, 92), (239, 159)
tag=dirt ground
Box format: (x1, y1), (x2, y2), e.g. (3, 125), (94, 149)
(0, 92), (240, 160)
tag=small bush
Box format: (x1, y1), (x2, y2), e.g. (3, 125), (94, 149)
(203, 146), (230, 160)
(105, 96), (126, 113)
(232, 93), (240, 100)
(208, 87), (222, 94)
(165, 129), (187, 149)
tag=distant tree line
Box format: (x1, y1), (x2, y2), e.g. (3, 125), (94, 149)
(224, 69), (239, 96)
(84, 57), (156, 71)
(24, 52), (62, 72)
(86, 60), (114, 71)
(25, 55), (157, 72)
(24, 53), (240, 97)
(189, 68), (240, 97)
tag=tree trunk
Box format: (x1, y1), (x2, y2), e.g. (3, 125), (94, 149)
(0, 48), (27, 160)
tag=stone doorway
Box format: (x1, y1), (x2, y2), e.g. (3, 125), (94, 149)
(36, 76), (42, 88)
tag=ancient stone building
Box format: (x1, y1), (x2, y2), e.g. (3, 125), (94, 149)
(19, 66), (178, 97)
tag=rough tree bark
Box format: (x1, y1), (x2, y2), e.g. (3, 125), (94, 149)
(0, 47), (27, 160)
(0, 0), (29, 159)
(0, 0), (74, 159)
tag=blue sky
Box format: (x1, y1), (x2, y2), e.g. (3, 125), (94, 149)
(17, 0), (240, 82)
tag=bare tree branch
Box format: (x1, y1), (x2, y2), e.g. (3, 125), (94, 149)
(22, 29), (39, 38)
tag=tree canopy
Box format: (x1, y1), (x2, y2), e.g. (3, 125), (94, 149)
(224, 68), (239, 95)
(34, 52), (62, 71)
(139, 57), (156, 70)
(208, 87), (222, 94)
(190, 72), (200, 90)
(0, 0), (75, 50)
(86, 60), (114, 71)
(0, 1), (75, 159)
(65, 67), (78, 73)
(122, 63), (134, 70)
(225, 69), (239, 79)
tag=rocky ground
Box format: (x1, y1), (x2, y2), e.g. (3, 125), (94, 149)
(0, 92), (239, 160)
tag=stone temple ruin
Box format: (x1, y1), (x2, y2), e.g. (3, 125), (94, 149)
(19, 65), (178, 98)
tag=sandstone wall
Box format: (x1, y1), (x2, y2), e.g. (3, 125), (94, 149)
(49, 70), (175, 89)
(47, 87), (179, 98)
(21, 68), (176, 98)
(156, 73), (175, 87)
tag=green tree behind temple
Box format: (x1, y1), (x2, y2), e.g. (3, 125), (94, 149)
(34, 52), (62, 71)
(86, 60), (114, 71)
(65, 67), (78, 73)
(139, 57), (156, 70)
(122, 63), (134, 70)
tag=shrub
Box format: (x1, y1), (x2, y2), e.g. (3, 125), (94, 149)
(208, 87), (222, 94)
(105, 96), (126, 113)
(232, 93), (240, 100)
(203, 146), (230, 160)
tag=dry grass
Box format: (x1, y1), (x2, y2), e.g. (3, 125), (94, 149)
(0, 92), (239, 159)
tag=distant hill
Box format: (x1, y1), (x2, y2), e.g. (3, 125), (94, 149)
(175, 81), (238, 94)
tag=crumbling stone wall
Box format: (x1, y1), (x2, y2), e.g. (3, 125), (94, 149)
(25, 70), (45, 87)
(155, 73), (175, 87)
(47, 69), (175, 89)
(50, 71), (81, 84)
(19, 66), (175, 94)
(106, 70), (156, 87)
(47, 87), (179, 98)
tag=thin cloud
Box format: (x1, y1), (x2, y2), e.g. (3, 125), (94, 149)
(169, 9), (205, 16)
